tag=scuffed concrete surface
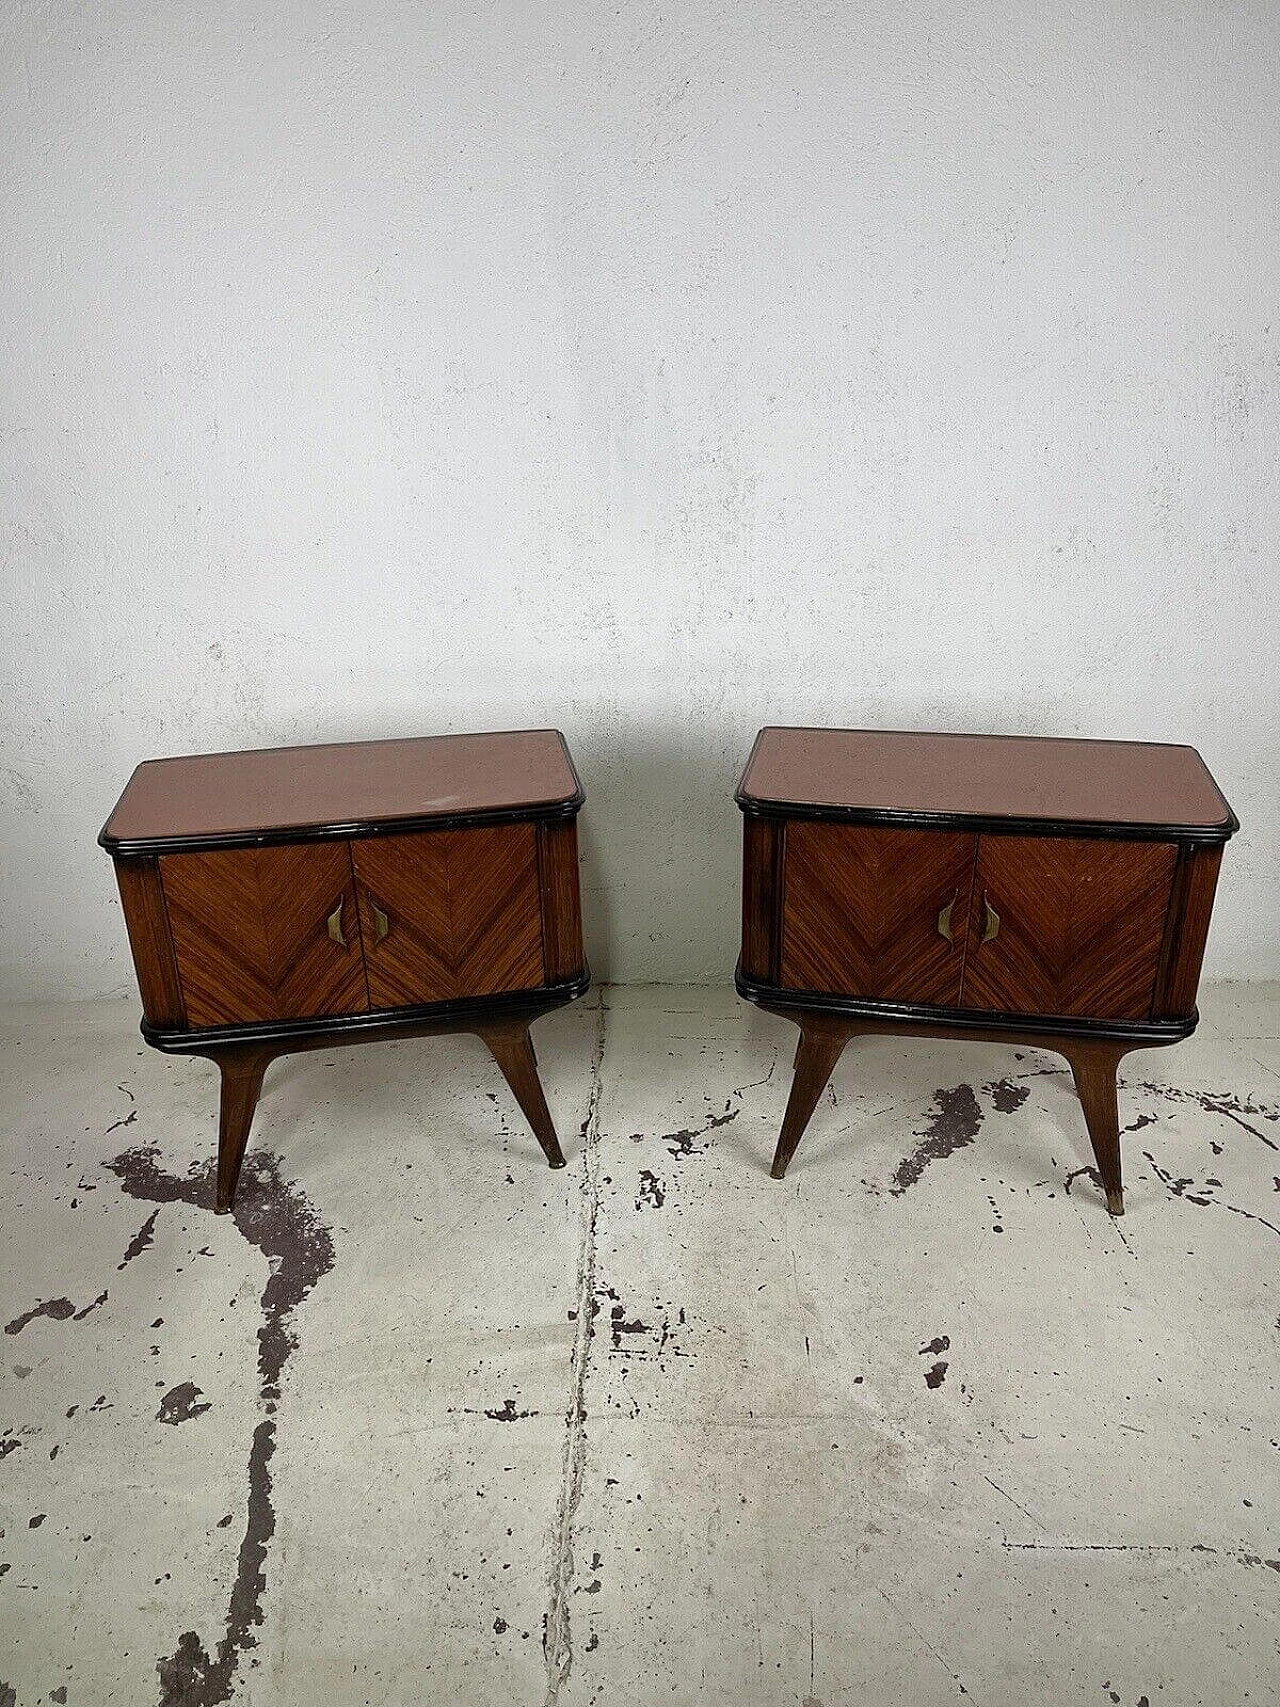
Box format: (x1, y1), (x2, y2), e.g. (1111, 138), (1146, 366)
(3, 984), (1280, 1704)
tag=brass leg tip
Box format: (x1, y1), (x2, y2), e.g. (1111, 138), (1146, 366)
(1106, 1189), (1125, 1217)
(548, 1156), (567, 1170)
(770, 1164), (787, 1181)
(215, 1202), (233, 1216)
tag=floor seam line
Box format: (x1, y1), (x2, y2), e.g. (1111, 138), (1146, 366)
(542, 995), (607, 1705)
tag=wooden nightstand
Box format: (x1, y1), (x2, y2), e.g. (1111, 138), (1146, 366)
(101, 730), (589, 1211)
(736, 728), (1237, 1214)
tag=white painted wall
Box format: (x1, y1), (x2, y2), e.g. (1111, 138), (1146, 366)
(2, 0), (1277, 998)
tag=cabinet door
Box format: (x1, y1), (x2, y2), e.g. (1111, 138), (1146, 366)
(960, 835), (1177, 1020)
(780, 823), (977, 1006)
(160, 843), (369, 1028)
(353, 824), (545, 1010)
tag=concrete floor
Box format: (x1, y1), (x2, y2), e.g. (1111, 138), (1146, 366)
(2, 985), (1279, 1707)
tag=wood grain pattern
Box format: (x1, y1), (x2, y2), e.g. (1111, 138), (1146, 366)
(354, 825), (545, 1010)
(780, 824), (978, 1005)
(961, 835), (1177, 1020)
(212, 1047), (274, 1212)
(741, 816), (783, 983)
(114, 857), (185, 1027)
(768, 1012), (850, 1179)
(105, 732), (588, 1210)
(479, 1018), (567, 1167)
(741, 725), (1231, 1208)
(1064, 1040), (1130, 1214)
(537, 820), (585, 983)
(1153, 845), (1223, 1018)
(354, 829), (453, 1006)
(160, 844), (369, 1028)
(433, 825), (546, 998)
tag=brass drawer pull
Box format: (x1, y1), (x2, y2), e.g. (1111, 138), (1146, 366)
(372, 902), (390, 945)
(327, 900), (347, 948)
(937, 892), (958, 946)
(982, 893), (1000, 944)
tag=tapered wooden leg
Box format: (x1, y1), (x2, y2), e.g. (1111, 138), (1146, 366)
(213, 1048), (274, 1214)
(479, 1021), (566, 1169)
(1064, 1041), (1129, 1216)
(771, 1018), (852, 1180)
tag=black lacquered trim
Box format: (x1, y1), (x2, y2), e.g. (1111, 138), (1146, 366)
(734, 964), (1198, 1046)
(735, 796), (1236, 847)
(142, 968), (591, 1053)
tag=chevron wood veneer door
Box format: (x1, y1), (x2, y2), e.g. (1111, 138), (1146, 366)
(960, 835), (1177, 1020)
(440, 825), (545, 997)
(354, 824), (545, 1010)
(160, 844), (369, 1028)
(780, 824), (978, 1005)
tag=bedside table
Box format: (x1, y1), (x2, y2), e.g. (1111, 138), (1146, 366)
(736, 728), (1237, 1214)
(101, 730), (589, 1211)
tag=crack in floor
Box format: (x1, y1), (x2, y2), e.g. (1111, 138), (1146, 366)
(542, 996), (608, 1705)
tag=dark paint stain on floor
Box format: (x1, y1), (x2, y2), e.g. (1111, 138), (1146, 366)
(118, 1207), (161, 1269)
(1142, 1158), (1216, 1207)
(6, 1287), (109, 1336)
(5, 1297), (75, 1336)
(986, 1078), (1031, 1114)
(1065, 1165), (1103, 1198)
(484, 1398), (533, 1423)
(1128, 1082), (1280, 1152)
(595, 1283), (687, 1360)
(919, 1335), (951, 1389)
(1143, 1150), (1280, 1242)
(158, 1382), (212, 1426)
(662, 1105), (739, 1161)
(890, 1086), (984, 1195)
(104, 1144), (335, 1707)
(636, 1169), (665, 1209)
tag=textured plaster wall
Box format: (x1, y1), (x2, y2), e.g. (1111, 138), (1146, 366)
(1, 1), (1277, 998)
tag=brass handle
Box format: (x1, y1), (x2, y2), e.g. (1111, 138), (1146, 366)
(372, 902), (389, 945)
(327, 900), (347, 948)
(982, 893), (1000, 944)
(937, 892), (958, 946)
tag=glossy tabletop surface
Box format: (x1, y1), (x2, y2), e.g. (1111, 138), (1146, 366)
(737, 727), (1236, 837)
(102, 729), (583, 853)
